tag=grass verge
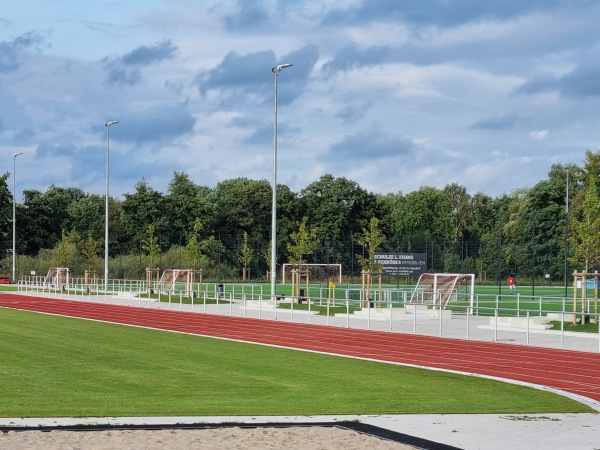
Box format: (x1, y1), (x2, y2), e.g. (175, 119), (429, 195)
(549, 321), (599, 333)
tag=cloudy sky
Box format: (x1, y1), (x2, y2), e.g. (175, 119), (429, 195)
(1, 1), (599, 201)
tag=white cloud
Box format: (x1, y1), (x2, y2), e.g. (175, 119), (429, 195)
(1, 1), (599, 200)
(530, 129), (550, 141)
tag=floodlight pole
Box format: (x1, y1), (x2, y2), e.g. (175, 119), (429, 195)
(12, 152), (23, 284)
(271, 63), (292, 309)
(564, 166), (569, 298)
(104, 120), (119, 291)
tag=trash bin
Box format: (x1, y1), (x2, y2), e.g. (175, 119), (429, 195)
(217, 283), (224, 298)
(299, 289), (305, 304)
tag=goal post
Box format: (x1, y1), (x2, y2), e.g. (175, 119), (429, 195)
(281, 263), (342, 284)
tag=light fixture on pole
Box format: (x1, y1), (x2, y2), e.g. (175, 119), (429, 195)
(270, 63), (292, 305)
(12, 152), (23, 284)
(104, 120), (119, 291)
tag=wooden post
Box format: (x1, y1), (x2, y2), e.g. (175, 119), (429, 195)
(572, 270), (596, 325)
(291, 268), (299, 299)
(302, 270), (309, 304)
(84, 270), (97, 294)
(573, 271), (578, 326)
(360, 271), (383, 308)
(290, 267), (309, 304)
(361, 271), (370, 308)
(582, 272), (587, 323)
(146, 267), (160, 295)
(595, 270), (599, 324)
(373, 272), (382, 307)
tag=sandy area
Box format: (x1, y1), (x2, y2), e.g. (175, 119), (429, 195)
(0, 426), (414, 449)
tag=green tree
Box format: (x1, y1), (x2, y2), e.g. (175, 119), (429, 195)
(199, 235), (229, 278)
(54, 229), (82, 270)
(356, 217), (386, 271)
(121, 179), (166, 253)
(502, 189), (529, 277)
(275, 183), (301, 266)
(141, 224), (160, 269)
(240, 231), (253, 280)
(213, 177), (277, 270)
(299, 174), (377, 267)
(583, 149), (600, 182)
(20, 186), (85, 255)
(0, 172), (12, 254)
(80, 234), (100, 272)
(468, 192), (496, 237)
(396, 186), (454, 241)
(214, 178), (272, 236)
(165, 172), (215, 245)
(443, 183), (471, 239)
(569, 182), (600, 271)
(376, 191), (405, 244)
(68, 194), (105, 243)
(183, 219), (203, 269)
(67, 194), (126, 258)
(523, 165), (573, 280)
(286, 217), (319, 267)
(260, 244), (272, 277)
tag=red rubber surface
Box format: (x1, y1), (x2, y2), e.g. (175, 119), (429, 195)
(2, 294), (600, 403)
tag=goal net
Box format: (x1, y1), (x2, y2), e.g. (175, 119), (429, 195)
(409, 273), (474, 307)
(281, 264), (342, 284)
(159, 269), (202, 294)
(44, 267), (70, 289)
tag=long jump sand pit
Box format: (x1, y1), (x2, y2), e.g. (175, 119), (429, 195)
(0, 426), (418, 449)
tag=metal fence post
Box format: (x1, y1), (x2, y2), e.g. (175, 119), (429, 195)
(346, 300), (350, 328)
(526, 310), (530, 346)
(494, 308), (498, 342)
(561, 311), (565, 349)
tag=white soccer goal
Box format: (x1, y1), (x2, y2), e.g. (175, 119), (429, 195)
(159, 269), (202, 295)
(409, 273), (475, 308)
(281, 264), (342, 284)
(44, 267), (70, 289)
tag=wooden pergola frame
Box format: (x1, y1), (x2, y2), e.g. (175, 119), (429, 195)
(572, 270), (599, 325)
(84, 270), (97, 294)
(361, 270), (382, 308)
(291, 266), (310, 303)
(146, 267), (160, 294)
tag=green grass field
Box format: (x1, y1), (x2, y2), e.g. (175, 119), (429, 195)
(0, 307), (593, 417)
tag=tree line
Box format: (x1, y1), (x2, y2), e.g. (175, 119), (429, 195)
(1, 150), (599, 283)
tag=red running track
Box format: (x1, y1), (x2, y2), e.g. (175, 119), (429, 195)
(2, 294), (600, 405)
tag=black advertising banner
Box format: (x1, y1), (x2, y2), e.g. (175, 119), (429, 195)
(373, 253), (427, 277)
